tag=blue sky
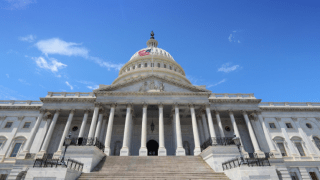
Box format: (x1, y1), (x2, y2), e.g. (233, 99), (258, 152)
(1, 0), (320, 102)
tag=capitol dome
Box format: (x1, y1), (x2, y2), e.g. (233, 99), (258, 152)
(112, 32), (191, 85)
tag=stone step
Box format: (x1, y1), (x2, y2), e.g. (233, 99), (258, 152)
(78, 156), (230, 180)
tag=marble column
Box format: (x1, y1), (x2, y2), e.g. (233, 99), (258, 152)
(104, 104), (116, 156)
(78, 110), (89, 138)
(292, 117), (319, 159)
(94, 113), (104, 140)
(174, 104), (186, 156)
(39, 110), (60, 155)
(88, 105), (100, 139)
(120, 104), (132, 156)
(190, 104), (201, 155)
(242, 111), (265, 158)
(256, 111), (282, 158)
(197, 118), (205, 144)
(158, 103), (167, 156)
(201, 112), (210, 140)
(229, 110), (248, 155)
(139, 103), (148, 156)
(18, 109), (45, 158)
(57, 110), (75, 152)
(205, 105), (217, 144)
(99, 117), (108, 143)
(214, 111), (225, 138)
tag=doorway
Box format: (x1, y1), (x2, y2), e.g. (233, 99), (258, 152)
(147, 140), (159, 156)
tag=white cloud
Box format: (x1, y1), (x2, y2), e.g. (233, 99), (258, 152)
(207, 79), (226, 88)
(228, 34), (233, 42)
(19, 35), (36, 42)
(6, 74), (9, 78)
(89, 56), (123, 71)
(18, 79), (31, 86)
(218, 63), (240, 73)
(33, 56), (67, 73)
(238, 40), (241, 43)
(3, 0), (36, 10)
(65, 81), (73, 90)
(77, 80), (94, 85)
(87, 85), (99, 90)
(35, 38), (123, 71)
(35, 38), (89, 57)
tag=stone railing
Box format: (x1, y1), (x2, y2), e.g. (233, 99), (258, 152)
(0, 100), (43, 106)
(259, 102), (320, 107)
(46, 92), (95, 98)
(209, 93), (256, 99)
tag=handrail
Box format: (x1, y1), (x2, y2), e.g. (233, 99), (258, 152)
(46, 92), (95, 98)
(222, 157), (270, 170)
(259, 102), (320, 107)
(0, 100), (42, 106)
(201, 137), (235, 151)
(210, 93), (256, 99)
(68, 137), (105, 152)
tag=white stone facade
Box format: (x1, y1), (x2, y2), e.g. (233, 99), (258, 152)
(0, 35), (320, 180)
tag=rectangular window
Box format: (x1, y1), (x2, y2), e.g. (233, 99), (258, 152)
(170, 66), (172, 70)
(290, 172), (298, 180)
(23, 122), (31, 128)
(145, 63), (147, 67)
(277, 143), (287, 156)
(164, 64), (166, 68)
(138, 64), (141, 68)
(269, 123), (276, 128)
(132, 66), (135, 69)
(4, 122), (13, 128)
(10, 143), (22, 157)
(157, 63), (160, 67)
(295, 142), (306, 156)
(286, 123), (293, 128)
(0, 143), (2, 148)
(309, 172), (319, 180)
(151, 63), (154, 67)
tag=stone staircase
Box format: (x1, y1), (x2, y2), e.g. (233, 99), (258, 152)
(78, 156), (230, 180)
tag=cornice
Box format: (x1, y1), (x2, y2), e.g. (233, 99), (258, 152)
(96, 74), (210, 93)
(0, 106), (42, 110)
(40, 97), (96, 103)
(95, 91), (212, 97)
(209, 99), (262, 104)
(259, 107), (320, 112)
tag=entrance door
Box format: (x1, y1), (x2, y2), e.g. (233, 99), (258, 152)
(147, 140), (159, 156)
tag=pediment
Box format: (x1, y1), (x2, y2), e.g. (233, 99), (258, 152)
(94, 74), (210, 93)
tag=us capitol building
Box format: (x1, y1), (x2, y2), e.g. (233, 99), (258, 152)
(0, 32), (320, 180)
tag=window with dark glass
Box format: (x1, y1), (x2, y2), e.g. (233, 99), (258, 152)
(169, 66), (172, 70)
(313, 137), (320, 150)
(138, 64), (141, 68)
(289, 172), (298, 180)
(164, 64), (166, 68)
(132, 66), (135, 69)
(10, 143), (22, 157)
(295, 142), (306, 156)
(145, 63), (148, 67)
(4, 122), (12, 128)
(277, 142), (287, 156)
(23, 122), (31, 128)
(269, 123), (276, 128)
(306, 123), (312, 129)
(157, 63), (160, 67)
(309, 172), (319, 180)
(286, 123), (293, 128)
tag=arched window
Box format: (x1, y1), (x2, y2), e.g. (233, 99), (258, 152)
(169, 66), (172, 70)
(313, 137), (320, 150)
(132, 66), (135, 70)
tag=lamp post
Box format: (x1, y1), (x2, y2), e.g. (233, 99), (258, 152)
(61, 132), (72, 166)
(232, 134), (245, 164)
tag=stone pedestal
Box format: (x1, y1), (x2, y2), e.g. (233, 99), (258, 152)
(64, 146), (105, 173)
(158, 147), (167, 156)
(25, 167), (81, 180)
(194, 147), (201, 156)
(139, 147), (148, 156)
(224, 166), (279, 180)
(254, 150), (266, 158)
(120, 147), (130, 156)
(200, 146), (239, 172)
(176, 147), (186, 156)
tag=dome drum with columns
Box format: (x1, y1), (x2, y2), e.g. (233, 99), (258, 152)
(1, 32), (320, 180)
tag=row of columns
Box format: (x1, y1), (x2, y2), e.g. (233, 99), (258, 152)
(18, 103), (272, 158)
